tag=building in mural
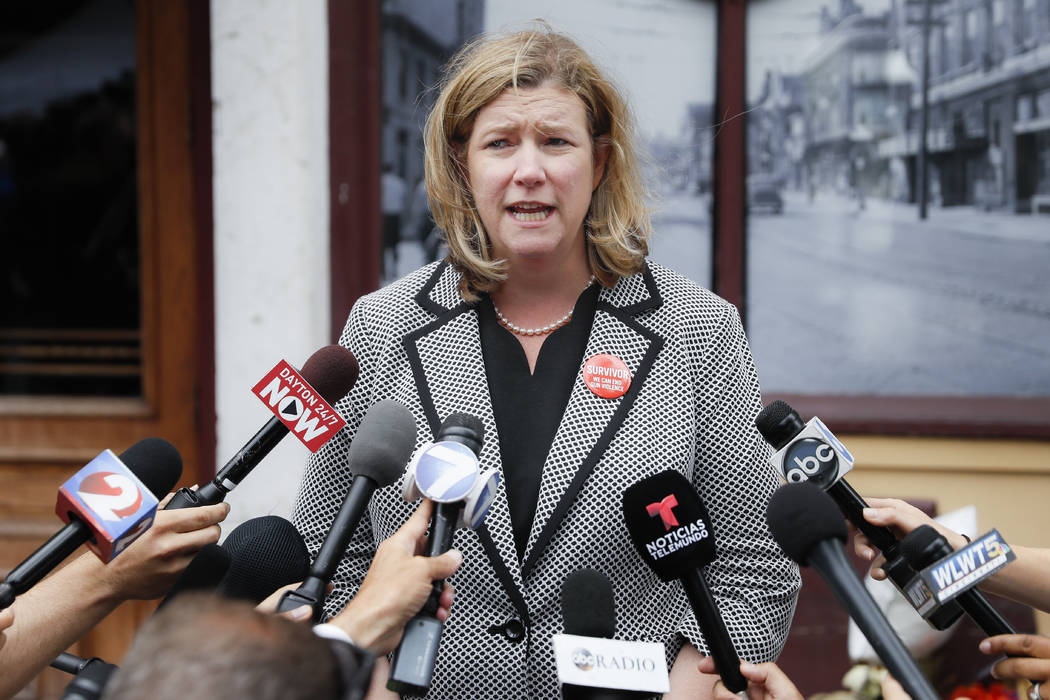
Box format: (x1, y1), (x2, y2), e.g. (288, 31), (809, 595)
(750, 0), (1050, 214)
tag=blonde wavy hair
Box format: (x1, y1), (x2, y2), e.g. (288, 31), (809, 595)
(423, 24), (651, 300)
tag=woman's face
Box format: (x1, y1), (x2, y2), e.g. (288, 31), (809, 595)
(465, 83), (607, 268)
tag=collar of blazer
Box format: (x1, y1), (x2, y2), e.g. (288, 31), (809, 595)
(403, 261), (665, 620)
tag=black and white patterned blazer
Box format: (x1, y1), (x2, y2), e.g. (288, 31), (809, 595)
(293, 260), (800, 699)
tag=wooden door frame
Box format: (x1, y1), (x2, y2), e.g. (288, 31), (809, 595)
(0, 1), (214, 688)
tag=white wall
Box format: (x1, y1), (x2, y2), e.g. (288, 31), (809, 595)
(211, 0), (330, 534)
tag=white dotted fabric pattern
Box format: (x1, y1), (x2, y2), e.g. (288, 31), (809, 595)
(292, 260), (800, 699)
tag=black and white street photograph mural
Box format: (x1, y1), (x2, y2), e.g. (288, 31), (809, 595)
(746, 0), (1050, 396)
(375, 0), (1049, 399)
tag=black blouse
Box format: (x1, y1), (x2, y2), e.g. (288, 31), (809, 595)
(477, 283), (600, 560)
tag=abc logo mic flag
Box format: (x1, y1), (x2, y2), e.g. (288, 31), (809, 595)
(56, 450), (160, 561)
(251, 359), (347, 452)
(622, 470), (716, 582)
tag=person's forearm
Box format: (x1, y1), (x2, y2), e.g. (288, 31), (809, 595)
(0, 553), (123, 698)
(666, 642), (715, 699)
(981, 545), (1050, 614)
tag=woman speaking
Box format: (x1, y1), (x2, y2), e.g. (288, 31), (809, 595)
(294, 25), (799, 698)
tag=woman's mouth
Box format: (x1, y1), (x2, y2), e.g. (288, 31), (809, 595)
(507, 203), (554, 222)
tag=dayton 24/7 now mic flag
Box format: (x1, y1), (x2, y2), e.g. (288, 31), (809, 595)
(252, 359), (348, 452)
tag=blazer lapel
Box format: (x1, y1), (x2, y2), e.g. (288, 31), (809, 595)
(521, 264), (664, 578)
(403, 263), (530, 622)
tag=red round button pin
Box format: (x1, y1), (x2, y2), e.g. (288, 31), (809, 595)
(582, 354), (631, 399)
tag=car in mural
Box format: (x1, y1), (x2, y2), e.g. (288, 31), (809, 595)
(747, 173), (784, 214)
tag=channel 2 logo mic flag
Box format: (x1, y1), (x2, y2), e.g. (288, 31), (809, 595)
(55, 450), (160, 561)
(622, 470), (716, 582)
(251, 360), (347, 452)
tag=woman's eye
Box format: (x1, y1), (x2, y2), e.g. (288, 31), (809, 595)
(487, 138), (510, 149)
(547, 137), (569, 146)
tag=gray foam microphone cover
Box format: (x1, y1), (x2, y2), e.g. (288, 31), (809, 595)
(347, 400), (417, 486)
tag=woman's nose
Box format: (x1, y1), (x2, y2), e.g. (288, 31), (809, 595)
(512, 144), (546, 187)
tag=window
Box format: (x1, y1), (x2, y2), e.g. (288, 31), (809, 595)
(0, 3), (140, 398)
(1037, 88), (1050, 119)
(963, 8), (978, 65)
(944, 18), (956, 73)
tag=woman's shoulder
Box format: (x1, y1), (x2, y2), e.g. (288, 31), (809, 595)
(350, 261), (454, 318)
(643, 261), (736, 321)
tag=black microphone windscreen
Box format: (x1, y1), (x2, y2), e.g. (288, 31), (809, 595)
(622, 470), (716, 582)
(561, 569), (616, 638)
(436, 412), (485, 455)
(158, 543), (232, 608)
(118, 437), (183, 497)
(755, 400), (806, 451)
(301, 345), (360, 404)
(766, 482), (848, 565)
(900, 524), (947, 569)
(346, 400), (417, 486)
(219, 515), (310, 603)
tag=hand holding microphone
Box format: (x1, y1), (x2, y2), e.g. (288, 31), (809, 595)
(756, 400), (963, 631)
(0, 439), (228, 700)
(697, 656), (803, 700)
(89, 497), (230, 602)
(979, 634), (1050, 699)
(765, 482), (938, 700)
(166, 345), (359, 510)
(276, 399), (417, 620)
(0, 607), (11, 652)
(1, 437), (183, 609)
(328, 498), (463, 655)
(388, 412), (498, 696)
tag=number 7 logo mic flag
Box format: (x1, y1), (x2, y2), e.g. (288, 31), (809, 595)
(56, 449), (160, 561)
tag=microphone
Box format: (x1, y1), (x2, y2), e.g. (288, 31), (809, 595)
(277, 400), (416, 619)
(559, 570), (657, 700)
(0, 438), (182, 609)
(900, 525), (1015, 637)
(221, 515), (311, 603)
(388, 412), (492, 696)
(165, 345), (359, 510)
(766, 483), (938, 700)
(621, 470), (746, 694)
(56, 655), (119, 700)
(563, 569), (616, 639)
(157, 543), (232, 608)
(755, 400), (964, 631)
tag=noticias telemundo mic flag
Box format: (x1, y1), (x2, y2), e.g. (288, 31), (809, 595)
(55, 450), (160, 562)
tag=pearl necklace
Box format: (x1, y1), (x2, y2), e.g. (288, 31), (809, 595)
(493, 275), (596, 337)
